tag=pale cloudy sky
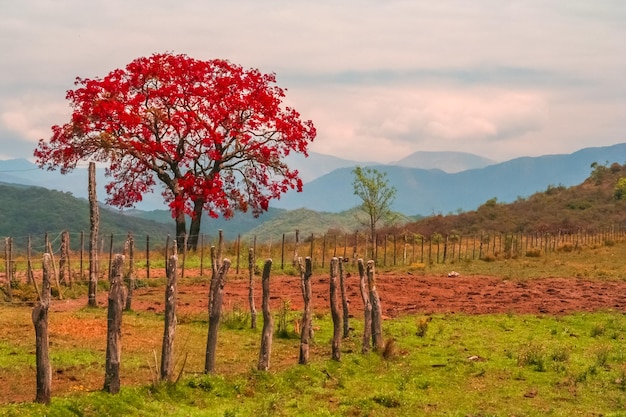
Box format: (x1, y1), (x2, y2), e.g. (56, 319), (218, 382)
(1, 0), (624, 163)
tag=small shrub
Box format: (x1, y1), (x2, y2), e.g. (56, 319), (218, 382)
(416, 316), (431, 338)
(517, 343), (546, 372)
(550, 346), (570, 363)
(372, 393), (401, 408)
(381, 338), (397, 361)
(595, 345), (612, 367)
(276, 299), (297, 339)
(222, 304), (250, 330)
(590, 324), (606, 338)
(525, 249), (542, 258)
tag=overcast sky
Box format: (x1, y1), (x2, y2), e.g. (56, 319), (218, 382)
(1, 0), (624, 164)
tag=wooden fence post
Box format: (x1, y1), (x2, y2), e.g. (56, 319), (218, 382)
(205, 259), (231, 374)
(330, 257), (341, 361)
(248, 248), (257, 330)
(258, 259), (273, 371)
(124, 233), (135, 311)
(145, 235), (151, 280)
(339, 257), (350, 339)
(358, 259), (372, 354)
(4, 237), (11, 301)
(367, 260), (383, 352)
(88, 161), (99, 307)
(160, 245), (178, 382)
(298, 257), (313, 365)
(104, 254), (127, 394)
(32, 253), (52, 404)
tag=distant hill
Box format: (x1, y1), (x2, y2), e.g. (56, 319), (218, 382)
(396, 161), (626, 236)
(0, 183), (173, 251)
(391, 151), (496, 173)
(273, 143), (626, 215)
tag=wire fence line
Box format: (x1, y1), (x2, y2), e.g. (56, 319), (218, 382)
(2, 224), (626, 287)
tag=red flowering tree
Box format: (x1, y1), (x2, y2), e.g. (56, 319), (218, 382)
(34, 53), (316, 250)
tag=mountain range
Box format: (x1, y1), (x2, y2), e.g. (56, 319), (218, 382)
(1, 144), (625, 221)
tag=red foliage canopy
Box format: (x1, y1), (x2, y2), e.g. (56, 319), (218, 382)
(34, 53), (316, 222)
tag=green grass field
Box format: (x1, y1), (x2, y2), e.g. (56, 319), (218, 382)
(1, 241), (626, 416)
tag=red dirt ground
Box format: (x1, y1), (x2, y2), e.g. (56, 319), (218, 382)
(79, 271), (626, 317)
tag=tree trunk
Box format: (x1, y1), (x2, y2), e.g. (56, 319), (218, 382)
(298, 257), (313, 365)
(367, 260), (383, 351)
(330, 257), (341, 361)
(187, 198), (204, 251)
(204, 259), (231, 374)
(257, 259), (273, 371)
(104, 254), (127, 394)
(88, 162), (99, 307)
(160, 247), (178, 381)
(248, 248), (257, 330)
(32, 253), (52, 404)
(358, 259), (372, 354)
(339, 257), (350, 338)
(174, 211), (187, 256)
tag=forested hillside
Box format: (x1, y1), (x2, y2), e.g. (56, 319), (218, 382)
(0, 183), (173, 249)
(392, 162), (626, 237)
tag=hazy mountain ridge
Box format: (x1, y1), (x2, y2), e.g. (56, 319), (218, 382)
(1, 144), (625, 218)
(273, 144), (626, 215)
(391, 151), (496, 173)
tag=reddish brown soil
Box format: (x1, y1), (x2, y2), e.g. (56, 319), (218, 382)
(109, 272), (626, 317)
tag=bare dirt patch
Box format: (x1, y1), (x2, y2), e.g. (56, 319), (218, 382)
(68, 272), (626, 317)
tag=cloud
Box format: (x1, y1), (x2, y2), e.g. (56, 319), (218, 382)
(0, 0), (624, 164)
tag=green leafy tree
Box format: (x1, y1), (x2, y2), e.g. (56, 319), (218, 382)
(614, 177), (626, 200)
(352, 166), (397, 259)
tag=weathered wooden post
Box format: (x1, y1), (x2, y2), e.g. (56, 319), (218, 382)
(160, 244), (178, 382)
(58, 230), (71, 287)
(248, 248), (257, 330)
(124, 233), (135, 311)
(358, 259), (372, 354)
(88, 162), (99, 307)
(339, 257), (350, 338)
(257, 259), (273, 371)
(204, 258), (231, 374)
(4, 237), (12, 301)
(293, 229), (300, 267)
(27, 236), (37, 293)
(45, 234), (62, 300)
(330, 257), (341, 361)
(104, 254), (127, 394)
(298, 257), (313, 365)
(367, 260), (383, 351)
(32, 253), (52, 404)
